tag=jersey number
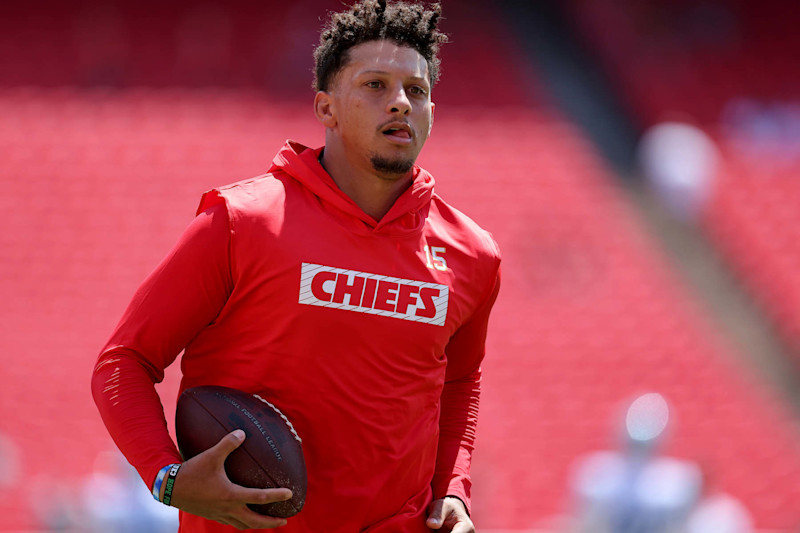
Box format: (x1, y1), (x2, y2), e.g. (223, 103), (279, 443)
(424, 245), (447, 271)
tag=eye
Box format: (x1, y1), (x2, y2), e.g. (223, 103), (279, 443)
(365, 80), (383, 89)
(409, 85), (428, 96)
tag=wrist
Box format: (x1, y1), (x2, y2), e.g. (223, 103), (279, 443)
(161, 463), (181, 506)
(152, 463), (181, 505)
(151, 464), (172, 502)
(444, 495), (469, 516)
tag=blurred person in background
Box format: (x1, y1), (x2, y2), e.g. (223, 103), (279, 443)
(91, 0), (500, 532)
(721, 98), (800, 170)
(684, 464), (753, 533)
(686, 492), (753, 533)
(568, 393), (703, 533)
(637, 121), (720, 222)
(82, 450), (179, 533)
(28, 451), (179, 532)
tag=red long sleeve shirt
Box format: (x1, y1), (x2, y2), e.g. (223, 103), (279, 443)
(92, 141), (500, 532)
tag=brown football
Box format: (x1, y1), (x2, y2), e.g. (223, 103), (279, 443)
(175, 385), (307, 518)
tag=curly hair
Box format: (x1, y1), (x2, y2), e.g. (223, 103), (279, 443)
(313, 0), (448, 92)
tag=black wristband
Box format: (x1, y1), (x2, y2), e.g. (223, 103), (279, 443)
(162, 463), (181, 506)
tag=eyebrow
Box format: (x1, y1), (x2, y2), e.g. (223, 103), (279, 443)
(357, 69), (429, 84)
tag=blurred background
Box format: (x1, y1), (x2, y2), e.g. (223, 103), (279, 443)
(1, 0), (799, 531)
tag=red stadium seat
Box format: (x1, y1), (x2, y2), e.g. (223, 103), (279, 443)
(2, 0), (800, 530)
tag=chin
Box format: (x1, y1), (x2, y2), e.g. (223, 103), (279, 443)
(370, 154), (416, 177)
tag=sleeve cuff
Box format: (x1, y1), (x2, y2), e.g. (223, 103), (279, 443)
(445, 494), (470, 517)
(434, 475), (471, 516)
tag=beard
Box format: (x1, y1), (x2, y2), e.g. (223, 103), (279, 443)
(370, 153), (415, 177)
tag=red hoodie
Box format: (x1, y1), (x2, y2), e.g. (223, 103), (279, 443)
(92, 141), (501, 532)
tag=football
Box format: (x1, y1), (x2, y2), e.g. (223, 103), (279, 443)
(175, 385), (307, 518)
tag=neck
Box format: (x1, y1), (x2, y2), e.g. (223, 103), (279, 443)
(320, 140), (414, 221)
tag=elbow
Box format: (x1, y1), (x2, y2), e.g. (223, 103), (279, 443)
(91, 350), (123, 409)
(90, 347), (155, 409)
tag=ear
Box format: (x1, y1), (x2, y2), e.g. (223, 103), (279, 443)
(314, 91), (337, 128)
(428, 101), (435, 136)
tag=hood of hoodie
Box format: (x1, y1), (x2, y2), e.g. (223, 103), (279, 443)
(270, 140), (434, 237)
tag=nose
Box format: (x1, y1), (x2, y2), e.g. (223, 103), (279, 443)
(387, 84), (411, 116)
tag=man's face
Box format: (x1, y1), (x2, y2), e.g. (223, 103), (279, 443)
(324, 40), (434, 179)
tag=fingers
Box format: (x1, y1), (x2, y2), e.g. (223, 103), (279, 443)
(233, 486), (293, 506)
(211, 429), (246, 466)
(426, 498), (445, 530)
(210, 488), (292, 529)
(427, 498), (475, 533)
(228, 484), (292, 529)
(223, 516), (253, 530)
(215, 490), (291, 530)
(167, 431), (294, 529)
(450, 522), (475, 533)
(226, 508), (288, 530)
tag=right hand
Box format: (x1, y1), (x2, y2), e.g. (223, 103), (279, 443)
(165, 429), (293, 529)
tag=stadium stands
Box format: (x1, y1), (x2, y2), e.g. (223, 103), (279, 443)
(424, 107), (800, 530)
(563, 0), (800, 128)
(3, 89), (800, 530)
(564, 0), (800, 360)
(1, 0), (799, 530)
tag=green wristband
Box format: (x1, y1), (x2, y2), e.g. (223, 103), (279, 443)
(161, 463), (181, 506)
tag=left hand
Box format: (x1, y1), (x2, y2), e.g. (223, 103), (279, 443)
(426, 497), (475, 533)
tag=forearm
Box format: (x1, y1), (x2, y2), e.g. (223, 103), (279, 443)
(432, 367), (481, 515)
(91, 347), (182, 488)
(432, 271), (498, 513)
(91, 204), (233, 488)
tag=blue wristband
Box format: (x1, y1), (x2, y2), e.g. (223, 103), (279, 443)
(162, 463), (181, 506)
(152, 464), (174, 502)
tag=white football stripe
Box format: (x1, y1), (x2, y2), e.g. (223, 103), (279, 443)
(253, 394), (302, 444)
